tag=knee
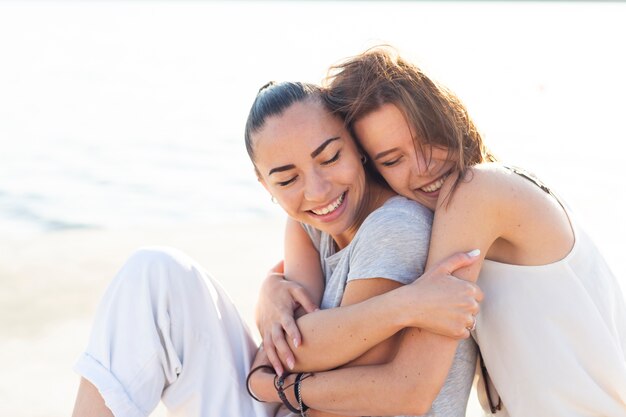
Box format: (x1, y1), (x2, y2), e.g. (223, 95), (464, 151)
(116, 246), (201, 293)
(125, 246), (193, 270)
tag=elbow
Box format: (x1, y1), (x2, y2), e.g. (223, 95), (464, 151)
(402, 390), (434, 416)
(399, 386), (437, 416)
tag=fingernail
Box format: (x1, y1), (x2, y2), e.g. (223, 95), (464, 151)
(275, 366), (283, 375)
(293, 338), (299, 348)
(467, 249), (481, 257)
(314, 308), (320, 312)
(287, 358), (295, 370)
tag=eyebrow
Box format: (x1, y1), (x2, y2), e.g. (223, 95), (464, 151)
(268, 164), (296, 176)
(310, 137), (340, 158)
(373, 147), (401, 160)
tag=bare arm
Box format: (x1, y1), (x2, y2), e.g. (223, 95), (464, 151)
(252, 197), (483, 414)
(257, 217), (469, 374)
(257, 218), (482, 373)
(428, 165), (574, 274)
(250, 310), (461, 416)
(278, 210), (481, 373)
(257, 218), (325, 374)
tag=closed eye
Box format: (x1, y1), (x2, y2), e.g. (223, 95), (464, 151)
(321, 151), (340, 166)
(381, 156), (403, 167)
(277, 176), (298, 187)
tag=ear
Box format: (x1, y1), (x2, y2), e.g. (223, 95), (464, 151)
(258, 175), (269, 191)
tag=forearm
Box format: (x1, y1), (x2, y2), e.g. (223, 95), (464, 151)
(252, 329), (458, 416)
(287, 288), (408, 372)
(299, 330), (458, 416)
(250, 370), (352, 417)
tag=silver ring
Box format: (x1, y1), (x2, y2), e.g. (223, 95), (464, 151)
(467, 316), (477, 332)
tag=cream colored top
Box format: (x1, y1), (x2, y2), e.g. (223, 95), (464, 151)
(474, 204), (626, 416)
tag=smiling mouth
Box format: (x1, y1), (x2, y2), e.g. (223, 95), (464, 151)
(419, 173), (450, 193)
(309, 192), (345, 216)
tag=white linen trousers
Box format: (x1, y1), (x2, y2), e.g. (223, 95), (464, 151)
(74, 247), (277, 417)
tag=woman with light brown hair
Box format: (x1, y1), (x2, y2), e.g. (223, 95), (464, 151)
(259, 47), (626, 416)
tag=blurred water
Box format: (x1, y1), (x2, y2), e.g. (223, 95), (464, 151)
(0, 1), (624, 259)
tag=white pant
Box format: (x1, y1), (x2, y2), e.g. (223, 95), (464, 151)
(74, 247), (278, 417)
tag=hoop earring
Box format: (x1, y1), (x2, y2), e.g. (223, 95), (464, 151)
(361, 154), (368, 165)
(271, 196), (277, 204)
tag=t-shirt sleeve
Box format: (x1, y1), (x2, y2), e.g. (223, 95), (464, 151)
(300, 222), (322, 252)
(346, 200), (432, 285)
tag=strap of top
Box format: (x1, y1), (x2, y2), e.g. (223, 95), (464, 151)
(502, 165), (554, 196)
(503, 164), (574, 232)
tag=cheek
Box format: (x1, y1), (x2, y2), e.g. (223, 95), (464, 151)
(275, 193), (300, 216)
(383, 169), (410, 192)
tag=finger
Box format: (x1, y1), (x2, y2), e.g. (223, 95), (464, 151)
(281, 316), (302, 349)
(436, 249), (481, 275)
(290, 286), (319, 314)
(475, 286), (485, 303)
(459, 328), (471, 340)
(450, 323), (470, 340)
(272, 325), (295, 370)
(263, 329), (283, 375)
(470, 300), (480, 316)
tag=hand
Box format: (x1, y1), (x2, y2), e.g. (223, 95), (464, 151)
(255, 261), (318, 374)
(401, 251), (484, 339)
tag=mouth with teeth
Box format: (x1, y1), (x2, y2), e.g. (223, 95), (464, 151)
(418, 173), (450, 195)
(308, 192), (346, 219)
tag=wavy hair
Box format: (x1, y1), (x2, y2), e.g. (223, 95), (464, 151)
(324, 46), (497, 199)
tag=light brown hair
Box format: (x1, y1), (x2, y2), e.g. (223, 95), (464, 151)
(324, 46), (497, 198)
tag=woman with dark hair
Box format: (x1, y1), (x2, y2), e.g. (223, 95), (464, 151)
(71, 81), (483, 417)
(260, 47), (626, 416)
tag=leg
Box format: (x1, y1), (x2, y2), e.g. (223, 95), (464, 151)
(72, 247), (276, 417)
(72, 378), (114, 417)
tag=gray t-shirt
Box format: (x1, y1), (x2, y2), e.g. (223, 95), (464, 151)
(302, 195), (477, 417)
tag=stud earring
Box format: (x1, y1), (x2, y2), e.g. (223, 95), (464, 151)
(361, 154), (368, 164)
(271, 196), (277, 204)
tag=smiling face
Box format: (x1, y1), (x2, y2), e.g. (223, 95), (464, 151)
(252, 99), (367, 247)
(354, 103), (455, 211)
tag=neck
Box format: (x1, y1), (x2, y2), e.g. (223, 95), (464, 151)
(332, 182), (395, 249)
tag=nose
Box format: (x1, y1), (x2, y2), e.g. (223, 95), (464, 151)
(303, 168), (332, 203)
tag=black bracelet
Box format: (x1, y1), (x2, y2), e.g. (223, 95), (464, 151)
(276, 372), (301, 413)
(246, 365), (274, 402)
(294, 372), (310, 414)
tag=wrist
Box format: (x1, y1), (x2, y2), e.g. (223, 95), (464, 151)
(249, 368), (279, 403)
(385, 284), (418, 329)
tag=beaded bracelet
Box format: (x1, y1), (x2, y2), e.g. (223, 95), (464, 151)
(246, 365), (274, 402)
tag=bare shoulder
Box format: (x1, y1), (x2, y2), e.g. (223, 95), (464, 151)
(437, 163), (517, 212)
(436, 163), (574, 265)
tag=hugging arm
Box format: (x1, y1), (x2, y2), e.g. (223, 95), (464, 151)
(252, 207), (482, 415)
(252, 252), (481, 415)
(258, 218), (325, 374)
(257, 214), (481, 374)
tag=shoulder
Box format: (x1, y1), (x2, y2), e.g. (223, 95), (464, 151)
(348, 196), (432, 279)
(354, 196), (433, 248)
(297, 219), (323, 252)
(365, 195), (433, 230)
(439, 163), (529, 213)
